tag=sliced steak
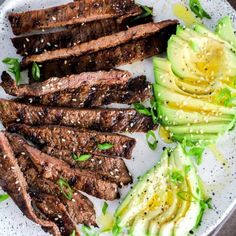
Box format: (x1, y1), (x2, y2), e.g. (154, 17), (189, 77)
(0, 99), (155, 132)
(23, 144), (119, 200)
(22, 21), (177, 68)
(30, 191), (79, 236)
(34, 21), (178, 80)
(1, 70), (152, 107)
(6, 132), (97, 226)
(7, 124), (136, 159)
(0, 132), (61, 236)
(42, 147), (132, 185)
(11, 15), (152, 56)
(8, 0), (141, 35)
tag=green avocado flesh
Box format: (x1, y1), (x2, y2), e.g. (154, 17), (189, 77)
(115, 145), (206, 236)
(153, 18), (236, 147)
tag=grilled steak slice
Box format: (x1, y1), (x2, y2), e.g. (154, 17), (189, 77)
(7, 124), (136, 159)
(22, 21), (177, 68)
(0, 132), (61, 236)
(6, 132), (97, 226)
(30, 191), (79, 236)
(12, 15), (152, 56)
(42, 147), (132, 185)
(0, 99), (155, 132)
(23, 144), (119, 200)
(1, 70), (152, 107)
(34, 21), (178, 80)
(8, 0), (141, 35)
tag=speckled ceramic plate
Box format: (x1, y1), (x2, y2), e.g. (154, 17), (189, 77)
(0, 0), (236, 235)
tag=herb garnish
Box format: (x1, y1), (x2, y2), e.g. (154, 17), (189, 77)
(57, 178), (73, 200)
(132, 5), (153, 21)
(112, 217), (122, 236)
(2, 57), (21, 84)
(185, 165), (191, 174)
(31, 62), (41, 81)
(133, 103), (152, 116)
(170, 171), (184, 185)
(133, 100), (158, 124)
(182, 140), (204, 165)
(102, 202), (108, 215)
(97, 142), (113, 150)
(146, 130), (158, 150)
(72, 153), (92, 162)
(69, 230), (76, 236)
(189, 0), (211, 19)
(81, 225), (98, 236)
(217, 88), (236, 106)
(0, 194), (9, 202)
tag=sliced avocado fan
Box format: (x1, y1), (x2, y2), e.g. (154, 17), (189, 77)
(114, 144), (210, 236)
(153, 17), (236, 148)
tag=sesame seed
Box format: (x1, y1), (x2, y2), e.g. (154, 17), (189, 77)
(16, 118), (21, 122)
(52, 16), (56, 21)
(40, 38), (44, 43)
(25, 38), (29, 42)
(98, 160), (102, 164)
(61, 138), (66, 142)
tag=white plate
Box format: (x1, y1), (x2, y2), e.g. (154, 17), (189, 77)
(0, 0), (236, 235)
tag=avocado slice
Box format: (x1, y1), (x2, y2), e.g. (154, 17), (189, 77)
(148, 147), (186, 235)
(154, 84), (236, 116)
(157, 104), (233, 126)
(172, 133), (218, 146)
(168, 29), (236, 79)
(215, 16), (236, 49)
(115, 151), (169, 227)
(173, 147), (203, 236)
(115, 145), (208, 236)
(167, 122), (234, 135)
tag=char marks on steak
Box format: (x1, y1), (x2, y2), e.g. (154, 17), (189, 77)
(7, 124), (136, 159)
(42, 147), (132, 185)
(12, 15), (152, 56)
(22, 21), (177, 68)
(8, 0), (142, 35)
(0, 132), (62, 236)
(23, 144), (119, 200)
(6, 132), (97, 227)
(34, 21), (178, 80)
(0, 99), (155, 132)
(1, 70), (152, 107)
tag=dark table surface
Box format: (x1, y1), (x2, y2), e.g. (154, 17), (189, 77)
(0, 0), (236, 235)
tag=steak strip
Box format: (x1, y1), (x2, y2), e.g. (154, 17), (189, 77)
(1, 70), (152, 107)
(30, 192), (80, 236)
(7, 124), (136, 159)
(23, 144), (119, 200)
(21, 21), (177, 67)
(11, 15), (152, 56)
(42, 146), (132, 185)
(0, 132), (61, 236)
(8, 0), (142, 35)
(0, 99), (155, 132)
(34, 21), (178, 80)
(6, 132), (97, 227)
